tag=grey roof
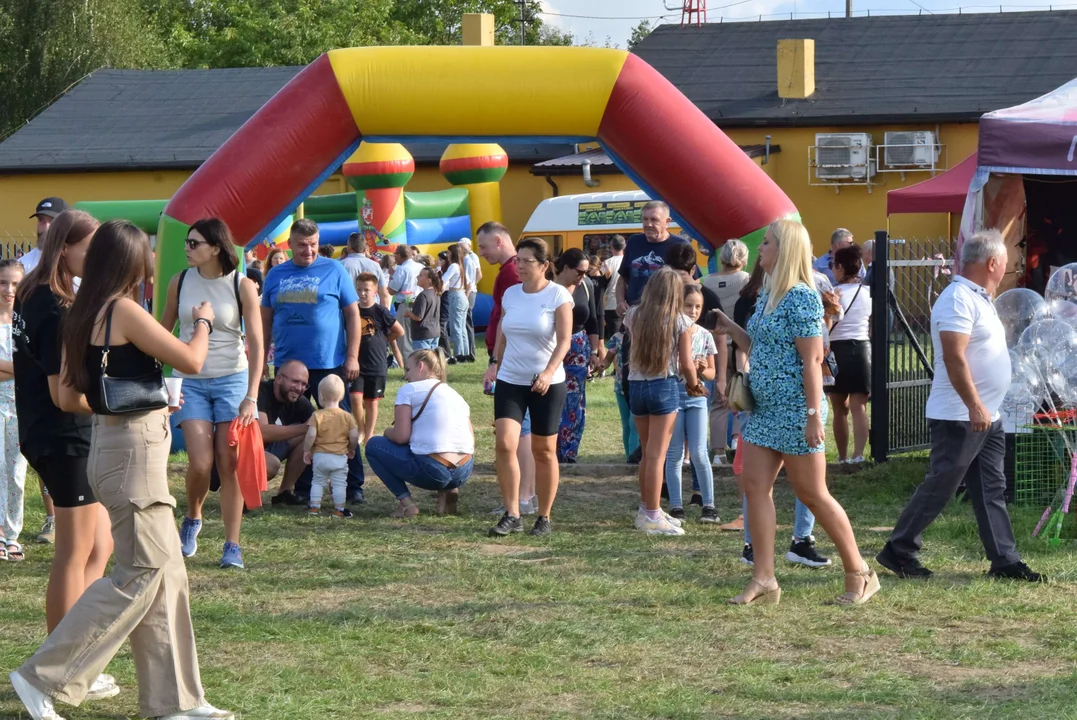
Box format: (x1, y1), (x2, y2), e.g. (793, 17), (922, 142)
(633, 10), (1077, 127)
(531, 144), (780, 175)
(0, 67), (573, 172)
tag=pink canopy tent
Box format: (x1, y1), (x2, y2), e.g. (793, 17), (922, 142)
(886, 153), (978, 215)
(958, 77), (1077, 289)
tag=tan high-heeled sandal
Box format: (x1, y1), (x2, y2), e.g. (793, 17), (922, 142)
(728, 578), (781, 606)
(835, 564), (881, 606)
(391, 501), (420, 519)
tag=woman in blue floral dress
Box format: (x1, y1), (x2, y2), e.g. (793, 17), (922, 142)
(713, 220), (880, 607)
(553, 250), (600, 463)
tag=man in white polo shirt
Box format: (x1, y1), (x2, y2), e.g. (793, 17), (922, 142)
(877, 230), (1043, 583)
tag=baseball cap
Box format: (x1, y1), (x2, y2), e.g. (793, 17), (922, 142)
(30, 197), (68, 219)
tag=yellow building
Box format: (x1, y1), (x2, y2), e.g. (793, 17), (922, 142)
(1, 10), (1075, 259)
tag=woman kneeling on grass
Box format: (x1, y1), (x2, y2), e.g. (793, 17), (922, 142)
(367, 349), (475, 518)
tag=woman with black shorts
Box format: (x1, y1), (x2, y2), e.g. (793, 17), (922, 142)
(487, 238), (573, 538)
(826, 244), (872, 464)
(13, 209), (120, 699)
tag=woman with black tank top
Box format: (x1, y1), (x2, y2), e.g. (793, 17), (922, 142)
(10, 221), (235, 720)
(551, 248), (600, 463)
(12, 209), (124, 701)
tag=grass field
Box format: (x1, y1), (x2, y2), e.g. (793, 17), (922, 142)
(2, 362), (1075, 720)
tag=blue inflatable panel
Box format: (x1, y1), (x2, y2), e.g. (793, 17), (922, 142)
(405, 215), (471, 246)
(473, 293), (492, 328)
(318, 220), (358, 247)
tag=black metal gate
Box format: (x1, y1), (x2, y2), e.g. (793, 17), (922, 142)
(870, 230), (954, 462)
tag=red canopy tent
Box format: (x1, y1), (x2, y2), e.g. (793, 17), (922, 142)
(886, 153), (978, 215)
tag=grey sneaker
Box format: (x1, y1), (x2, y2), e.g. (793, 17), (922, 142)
(36, 517), (55, 545)
(489, 496), (537, 516)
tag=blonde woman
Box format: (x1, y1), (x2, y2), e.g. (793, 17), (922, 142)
(713, 220), (879, 606)
(626, 267), (704, 536)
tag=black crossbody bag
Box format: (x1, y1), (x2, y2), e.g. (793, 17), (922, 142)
(99, 303), (169, 414)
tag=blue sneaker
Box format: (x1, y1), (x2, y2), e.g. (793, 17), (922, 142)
(179, 517), (202, 558)
(219, 542), (244, 569)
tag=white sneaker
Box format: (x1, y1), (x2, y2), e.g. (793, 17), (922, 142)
(848, 456), (866, 464)
(86, 674), (120, 700)
(712, 454), (725, 467)
(634, 508), (685, 532)
(682, 457), (691, 467)
(638, 513), (686, 536)
(10, 670), (66, 720)
(156, 704), (235, 720)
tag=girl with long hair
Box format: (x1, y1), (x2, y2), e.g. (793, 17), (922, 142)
(713, 219), (880, 606)
(442, 243), (471, 363)
(406, 267), (443, 351)
(10, 220), (234, 720)
(160, 218), (264, 570)
(13, 209), (122, 699)
(626, 267), (704, 536)
(0, 260), (27, 562)
(488, 238), (572, 538)
(551, 248), (600, 463)
(264, 246), (288, 271)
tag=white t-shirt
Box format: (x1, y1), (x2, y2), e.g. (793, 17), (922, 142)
(20, 247), (41, 273)
(395, 379), (474, 456)
(497, 282), (574, 386)
(829, 283), (872, 342)
(601, 255), (623, 311)
(463, 252), (480, 290)
(389, 258), (422, 302)
(925, 276), (1010, 422)
(442, 263), (464, 291)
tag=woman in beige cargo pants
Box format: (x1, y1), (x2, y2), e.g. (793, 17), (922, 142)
(9, 220), (234, 720)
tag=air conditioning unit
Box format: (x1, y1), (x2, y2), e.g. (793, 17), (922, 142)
(883, 130), (939, 167)
(815, 133), (875, 180)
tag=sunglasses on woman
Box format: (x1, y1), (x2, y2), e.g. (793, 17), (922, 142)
(185, 238), (209, 249)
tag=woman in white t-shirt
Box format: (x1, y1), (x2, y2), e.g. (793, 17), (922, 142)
(367, 349), (475, 518)
(826, 244), (872, 463)
(488, 238), (573, 538)
(441, 244), (470, 362)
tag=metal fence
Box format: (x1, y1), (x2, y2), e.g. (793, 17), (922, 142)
(870, 231), (955, 462)
(0, 232), (35, 260)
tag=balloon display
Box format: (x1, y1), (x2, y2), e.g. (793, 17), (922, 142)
(995, 288), (1047, 347)
(1045, 263), (1077, 302)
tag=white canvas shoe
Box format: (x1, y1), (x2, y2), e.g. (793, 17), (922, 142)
(157, 704), (235, 720)
(10, 670), (67, 720)
(86, 674), (120, 700)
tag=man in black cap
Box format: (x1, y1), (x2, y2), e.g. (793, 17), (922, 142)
(24, 197), (68, 273)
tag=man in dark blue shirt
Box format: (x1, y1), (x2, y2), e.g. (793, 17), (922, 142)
(615, 200), (689, 311)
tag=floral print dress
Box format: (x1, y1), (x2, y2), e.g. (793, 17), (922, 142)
(742, 283), (827, 455)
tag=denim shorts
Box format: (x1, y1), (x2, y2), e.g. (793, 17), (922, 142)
(629, 376), (681, 417)
(412, 338), (439, 351)
(173, 370), (248, 425)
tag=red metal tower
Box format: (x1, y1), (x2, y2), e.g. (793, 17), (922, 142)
(681, 0), (707, 26)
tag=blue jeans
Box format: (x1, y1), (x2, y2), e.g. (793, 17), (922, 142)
(614, 390), (639, 461)
(412, 337), (439, 351)
(366, 436), (473, 499)
(629, 376), (680, 416)
(664, 387), (714, 508)
(446, 290), (469, 357)
(288, 366), (364, 498)
(743, 496), (816, 544)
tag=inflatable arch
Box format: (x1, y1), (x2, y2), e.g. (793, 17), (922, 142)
(156, 47), (798, 312)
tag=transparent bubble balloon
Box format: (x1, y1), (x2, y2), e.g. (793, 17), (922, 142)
(995, 288), (1047, 347)
(1045, 263), (1077, 302)
(1008, 353), (1046, 406)
(1018, 318), (1077, 355)
(1040, 297), (1077, 328)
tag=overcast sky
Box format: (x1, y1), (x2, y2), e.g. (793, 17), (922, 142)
(537, 0), (1073, 48)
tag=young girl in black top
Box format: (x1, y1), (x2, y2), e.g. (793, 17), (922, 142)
(406, 267), (442, 351)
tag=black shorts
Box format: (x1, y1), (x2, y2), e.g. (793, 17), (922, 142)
(28, 454), (94, 508)
(350, 375), (387, 399)
(828, 339), (872, 396)
(493, 380), (567, 437)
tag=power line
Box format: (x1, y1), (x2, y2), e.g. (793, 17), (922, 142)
(537, 0), (757, 22)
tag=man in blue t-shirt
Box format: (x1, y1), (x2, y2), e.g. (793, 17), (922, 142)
(616, 200), (689, 311)
(261, 218), (366, 503)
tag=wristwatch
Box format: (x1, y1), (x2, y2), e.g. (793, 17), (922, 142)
(807, 408), (818, 416)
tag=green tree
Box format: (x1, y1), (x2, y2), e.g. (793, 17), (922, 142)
(0, 0), (170, 137)
(389, 0), (572, 46)
(627, 19), (652, 51)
